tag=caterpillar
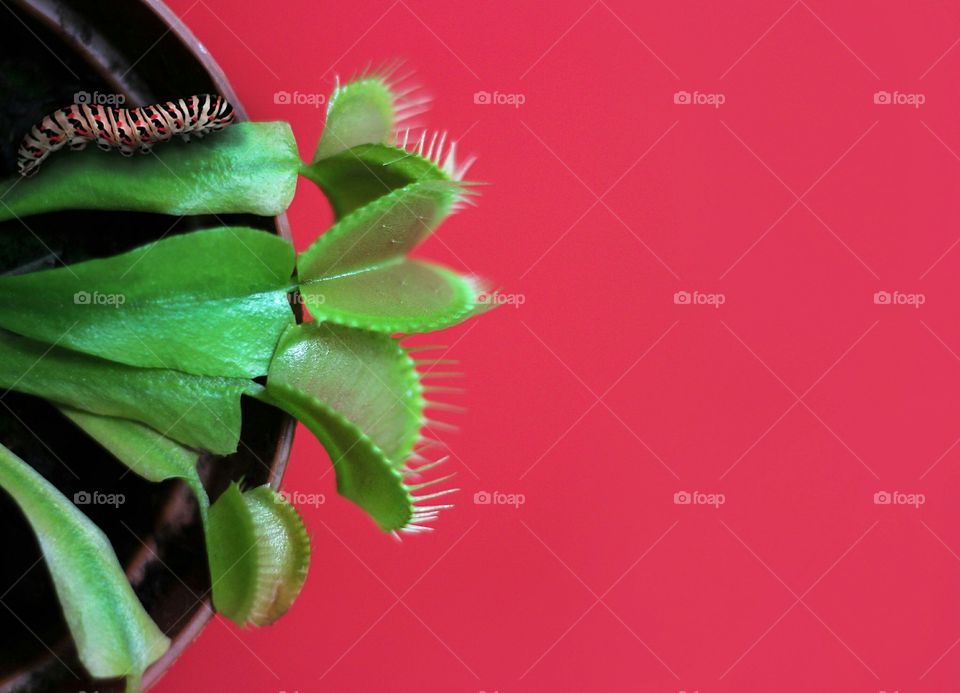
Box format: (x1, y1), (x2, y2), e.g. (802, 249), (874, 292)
(17, 94), (235, 177)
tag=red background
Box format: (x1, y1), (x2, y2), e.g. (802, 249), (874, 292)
(156, 1), (960, 691)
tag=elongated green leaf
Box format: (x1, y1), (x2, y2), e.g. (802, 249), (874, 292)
(0, 227), (296, 378)
(258, 384), (413, 531)
(301, 142), (456, 219)
(0, 122), (299, 220)
(60, 408), (208, 526)
(208, 483), (310, 626)
(297, 180), (485, 333)
(0, 442), (169, 686)
(0, 331), (254, 454)
(268, 322), (423, 463)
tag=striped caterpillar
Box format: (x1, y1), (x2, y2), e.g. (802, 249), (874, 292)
(17, 94), (235, 177)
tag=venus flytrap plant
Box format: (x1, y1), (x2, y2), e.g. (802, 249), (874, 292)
(0, 63), (492, 690)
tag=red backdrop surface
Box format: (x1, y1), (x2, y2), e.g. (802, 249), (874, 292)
(156, 1), (960, 691)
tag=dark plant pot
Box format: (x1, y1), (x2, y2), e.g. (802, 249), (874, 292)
(0, 1), (294, 690)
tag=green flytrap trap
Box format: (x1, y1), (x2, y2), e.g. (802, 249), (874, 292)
(0, 64), (494, 691)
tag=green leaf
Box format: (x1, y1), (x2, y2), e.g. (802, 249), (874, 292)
(0, 441), (169, 686)
(297, 180), (485, 333)
(0, 331), (254, 454)
(301, 141), (461, 219)
(0, 227), (296, 378)
(268, 322), (423, 463)
(258, 384), (414, 531)
(314, 72), (403, 161)
(62, 411), (315, 628)
(0, 122), (299, 220)
(208, 483), (310, 626)
(59, 408), (208, 526)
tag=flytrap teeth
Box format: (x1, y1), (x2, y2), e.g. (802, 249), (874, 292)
(418, 371), (465, 379)
(338, 59), (432, 132)
(425, 418), (459, 433)
(400, 525), (435, 534)
(405, 456), (450, 476)
(397, 128), (476, 182)
(407, 473), (457, 492)
(424, 401), (467, 414)
(395, 454), (459, 534)
(421, 385), (466, 395)
(414, 358), (459, 366)
(403, 344), (450, 353)
(411, 487), (460, 501)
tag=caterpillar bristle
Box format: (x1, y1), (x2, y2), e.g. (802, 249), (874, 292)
(17, 94), (235, 178)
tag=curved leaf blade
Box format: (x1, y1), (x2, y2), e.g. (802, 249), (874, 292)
(297, 179), (457, 278)
(0, 331), (253, 454)
(60, 408), (208, 526)
(208, 483), (310, 626)
(297, 179), (485, 333)
(0, 442), (169, 684)
(268, 322), (423, 463)
(314, 76), (397, 161)
(0, 227), (296, 378)
(258, 384), (414, 531)
(301, 260), (482, 334)
(0, 122), (299, 220)
(301, 141), (460, 219)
